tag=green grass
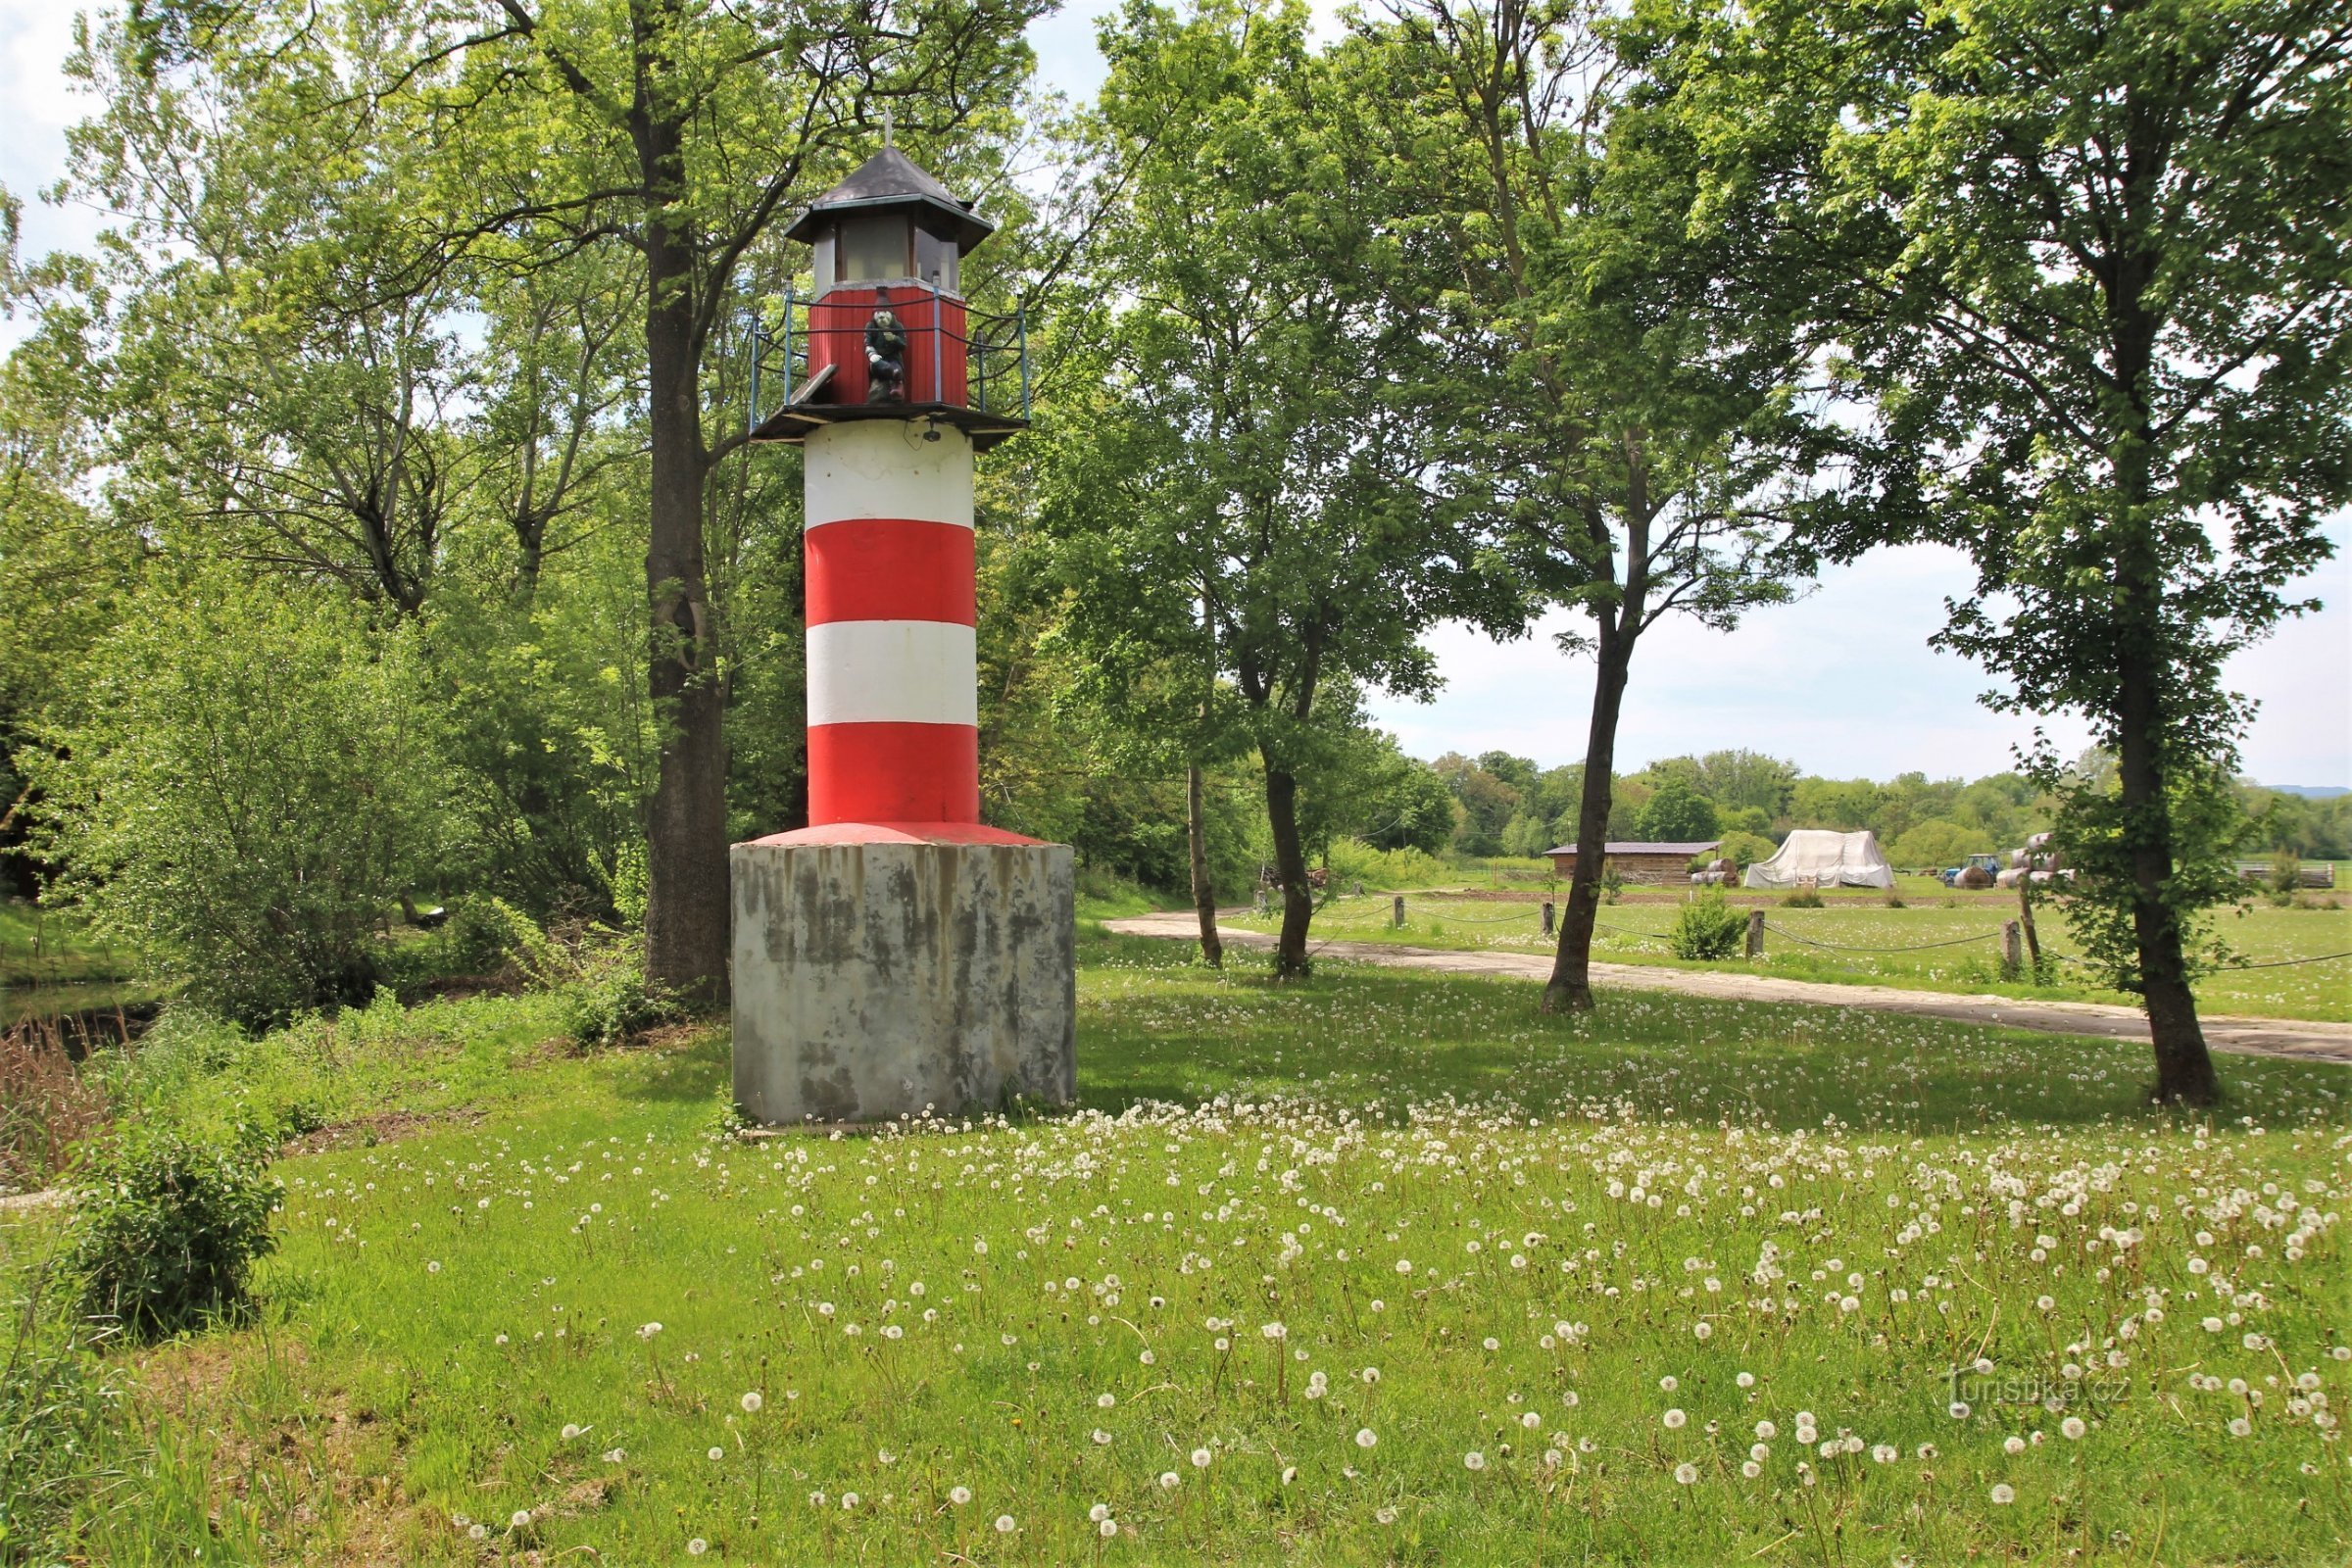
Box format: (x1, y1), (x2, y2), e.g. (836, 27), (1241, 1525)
(7, 941), (2350, 1564)
(1233, 891), (2352, 1022)
(0, 899), (142, 989)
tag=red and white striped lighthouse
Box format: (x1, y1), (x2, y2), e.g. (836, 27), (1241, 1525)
(802, 421), (980, 825)
(731, 147), (1072, 1127)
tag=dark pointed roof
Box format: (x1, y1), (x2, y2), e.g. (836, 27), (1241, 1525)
(783, 146), (996, 252)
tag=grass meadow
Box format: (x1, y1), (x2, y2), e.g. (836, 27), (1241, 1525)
(4, 934), (2349, 1564)
(1231, 892), (2352, 1022)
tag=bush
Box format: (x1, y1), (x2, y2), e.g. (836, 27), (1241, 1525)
(381, 897), (546, 994)
(563, 940), (684, 1049)
(1668, 893), (1747, 960)
(31, 582), (458, 1030)
(1322, 838), (1453, 892)
(68, 1122), (278, 1339)
(1782, 889), (1825, 908)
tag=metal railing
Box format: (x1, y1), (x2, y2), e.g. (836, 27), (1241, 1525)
(748, 282), (1030, 434)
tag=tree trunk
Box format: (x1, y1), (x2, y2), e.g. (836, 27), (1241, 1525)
(2106, 251), (2218, 1102)
(637, 116), (730, 1004)
(1543, 626), (1633, 1012)
(2114, 569), (2218, 1104)
(1263, 760), (1312, 979)
(1189, 761), (1223, 967)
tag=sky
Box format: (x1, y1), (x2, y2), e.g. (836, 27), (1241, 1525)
(5, 0), (2347, 787)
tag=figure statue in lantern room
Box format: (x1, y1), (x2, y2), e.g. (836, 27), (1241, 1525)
(865, 291), (908, 402)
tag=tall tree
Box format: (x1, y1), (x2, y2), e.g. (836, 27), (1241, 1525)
(1040, 0), (1524, 977)
(1365, 0), (1826, 1010)
(1667, 0), (2350, 1101)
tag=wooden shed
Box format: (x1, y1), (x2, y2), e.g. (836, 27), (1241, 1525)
(1545, 840), (1722, 885)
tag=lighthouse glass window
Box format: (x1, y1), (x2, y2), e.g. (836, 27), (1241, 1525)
(915, 225), (960, 294)
(836, 215), (910, 283)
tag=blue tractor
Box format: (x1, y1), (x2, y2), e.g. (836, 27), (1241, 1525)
(1938, 854), (2003, 888)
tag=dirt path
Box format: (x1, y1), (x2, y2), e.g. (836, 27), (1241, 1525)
(1103, 913), (2352, 1067)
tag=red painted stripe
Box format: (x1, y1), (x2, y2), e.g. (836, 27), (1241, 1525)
(805, 517), (976, 627)
(808, 721), (979, 825)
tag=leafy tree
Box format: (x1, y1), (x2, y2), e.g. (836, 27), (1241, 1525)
(67, 14), (476, 614)
(1789, 777), (1885, 833)
(31, 580), (457, 1028)
(1500, 811), (1554, 858)
(1694, 748), (1797, 818)
(1636, 780), (1720, 841)
(1674, 0), (2350, 1100)
(1043, 0), (1524, 977)
(1354, 749), (1459, 856)
(1886, 819), (1986, 871)
(1362, 0), (1825, 1011)
(1435, 754), (1526, 857)
(0, 305), (139, 900)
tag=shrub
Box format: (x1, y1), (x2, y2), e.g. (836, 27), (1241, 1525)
(30, 582), (458, 1031)
(563, 941), (684, 1049)
(68, 1122), (278, 1339)
(2269, 850), (2302, 897)
(1322, 838), (1453, 892)
(1782, 889), (1825, 908)
(1668, 893), (1746, 960)
(382, 897), (546, 993)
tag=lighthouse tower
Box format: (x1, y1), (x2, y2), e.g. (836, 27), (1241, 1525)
(730, 147), (1074, 1126)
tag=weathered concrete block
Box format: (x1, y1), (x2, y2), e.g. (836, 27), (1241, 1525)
(730, 833), (1076, 1124)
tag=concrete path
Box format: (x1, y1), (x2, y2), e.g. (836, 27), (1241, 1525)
(1103, 913), (2352, 1067)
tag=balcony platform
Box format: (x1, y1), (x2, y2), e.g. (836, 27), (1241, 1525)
(750, 397), (1029, 453)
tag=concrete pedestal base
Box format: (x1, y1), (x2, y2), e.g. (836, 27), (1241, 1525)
(729, 823), (1076, 1125)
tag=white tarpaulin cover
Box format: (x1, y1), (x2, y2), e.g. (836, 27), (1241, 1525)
(1741, 829), (1895, 890)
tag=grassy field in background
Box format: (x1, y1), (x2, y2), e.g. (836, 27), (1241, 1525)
(0, 899), (138, 987)
(6, 936), (2348, 1563)
(1223, 890), (2352, 1022)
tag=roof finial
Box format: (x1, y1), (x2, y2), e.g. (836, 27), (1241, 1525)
(882, 107), (894, 148)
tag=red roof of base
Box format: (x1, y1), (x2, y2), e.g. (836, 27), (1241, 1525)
(741, 821), (1051, 849)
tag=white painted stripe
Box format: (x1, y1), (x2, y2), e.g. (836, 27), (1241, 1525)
(806, 419), (973, 530)
(806, 619), (979, 727)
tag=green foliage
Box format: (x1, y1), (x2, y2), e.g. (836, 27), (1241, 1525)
(1498, 810), (1553, 858)
(1667, 890), (1746, 959)
(1782, 888), (1825, 908)
(1321, 837), (1453, 892)
(67, 1121), (278, 1339)
(0, 1258), (121, 1564)
(1716, 829), (1777, 869)
(1637, 780), (1720, 842)
(1886, 819), (1987, 870)
(2039, 757), (2248, 996)
(380, 897), (548, 993)
(31, 581), (456, 1029)
(561, 940), (685, 1051)
(2268, 850), (2302, 897)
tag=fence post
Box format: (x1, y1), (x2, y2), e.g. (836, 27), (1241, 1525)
(1745, 909), (1765, 958)
(1542, 901), (1555, 937)
(2001, 920), (2023, 979)
(1393, 896), (1405, 930)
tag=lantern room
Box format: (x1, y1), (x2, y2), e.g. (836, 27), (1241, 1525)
(748, 146), (1030, 449)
